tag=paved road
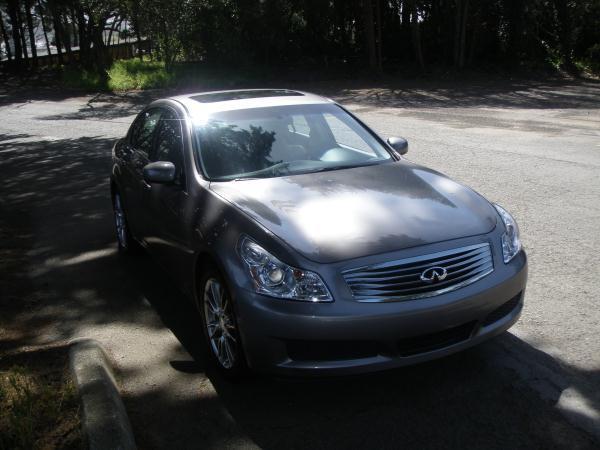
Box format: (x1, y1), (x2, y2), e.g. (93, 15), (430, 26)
(1, 78), (599, 449)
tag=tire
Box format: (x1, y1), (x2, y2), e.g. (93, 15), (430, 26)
(198, 269), (248, 379)
(112, 191), (141, 254)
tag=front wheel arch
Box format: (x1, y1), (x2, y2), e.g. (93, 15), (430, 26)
(193, 252), (252, 372)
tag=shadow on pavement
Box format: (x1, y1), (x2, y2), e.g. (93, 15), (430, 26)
(4, 76), (598, 125)
(314, 77), (600, 110)
(0, 132), (163, 351)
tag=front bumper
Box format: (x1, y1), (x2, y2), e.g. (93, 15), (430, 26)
(232, 249), (527, 375)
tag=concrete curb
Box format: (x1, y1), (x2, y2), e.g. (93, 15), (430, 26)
(69, 339), (136, 450)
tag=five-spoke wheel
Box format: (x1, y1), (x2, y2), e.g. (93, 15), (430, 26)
(200, 272), (246, 376)
(112, 191), (140, 254)
(113, 193), (128, 249)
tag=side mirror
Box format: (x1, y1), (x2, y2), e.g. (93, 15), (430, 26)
(143, 161), (176, 184)
(387, 137), (408, 155)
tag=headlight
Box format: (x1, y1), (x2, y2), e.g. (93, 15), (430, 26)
(239, 236), (333, 302)
(493, 204), (522, 263)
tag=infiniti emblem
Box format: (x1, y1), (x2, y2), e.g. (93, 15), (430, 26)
(420, 266), (448, 283)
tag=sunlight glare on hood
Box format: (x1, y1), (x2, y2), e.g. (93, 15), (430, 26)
(294, 192), (392, 244)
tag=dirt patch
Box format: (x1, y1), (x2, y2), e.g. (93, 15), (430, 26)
(0, 345), (82, 450)
(0, 200), (50, 354)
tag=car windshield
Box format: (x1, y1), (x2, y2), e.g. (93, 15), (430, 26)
(193, 104), (393, 181)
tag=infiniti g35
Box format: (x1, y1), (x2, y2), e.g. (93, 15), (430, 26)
(110, 89), (527, 377)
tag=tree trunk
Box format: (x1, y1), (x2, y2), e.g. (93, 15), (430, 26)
(453, 0), (469, 69)
(453, 0), (461, 66)
(553, 0), (574, 68)
(401, 0), (410, 28)
(37, 0), (52, 59)
(401, 0), (411, 50)
(506, 0), (524, 65)
(7, 0), (23, 70)
(88, 15), (111, 76)
(467, 16), (479, 67)
(17, 3), (29, 65)
(107, 16), (120, 46)
(410, 4), (425, 72)
(116, 18), (123, 45)
(375, 0), (383, 72)
(333, 0), (346, 55)
(51, 12), (64, 64)
(0, 12), (13, 61)
(458, 0), (469, 68)
(24, 0), (37, 66)
(75, 4), (88, 67)
(362, 0), (377, 69)
(60, 15), (73, 61)
(69, 6), (78, 47)
(130, 6), (143, 60)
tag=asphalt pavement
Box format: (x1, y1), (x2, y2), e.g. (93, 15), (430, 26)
(1, 77), (599, 449)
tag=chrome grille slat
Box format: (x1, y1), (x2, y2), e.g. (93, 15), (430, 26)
(349, 260), (493, 291)
(350, 263), (494, 295)
(343, 243), (494, 302)
(343, 246), (489, 277)
(345, 252), (491, 284)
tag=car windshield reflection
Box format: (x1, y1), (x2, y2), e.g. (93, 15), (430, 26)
(193, 104), (393, 181)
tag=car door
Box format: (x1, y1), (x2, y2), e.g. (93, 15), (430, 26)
(142, 107), (193, 285)
(126, 108), (163, 240)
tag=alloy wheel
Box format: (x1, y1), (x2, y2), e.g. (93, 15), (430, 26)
(113, 193), (128, 249)
(203, 278), (238, 369)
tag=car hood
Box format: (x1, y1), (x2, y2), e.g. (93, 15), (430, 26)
(210, 162), (498, 263)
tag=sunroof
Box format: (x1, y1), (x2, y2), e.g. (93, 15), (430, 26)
(190, 90), (304, 103)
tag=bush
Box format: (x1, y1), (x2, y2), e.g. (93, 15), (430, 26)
(107, 58), (173, 90)
(588, 43), (600, 63)
(61, 66), (107, 91)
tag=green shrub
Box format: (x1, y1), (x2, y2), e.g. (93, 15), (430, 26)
(61, 67), (106, 91)
(107, 58), (174, 90)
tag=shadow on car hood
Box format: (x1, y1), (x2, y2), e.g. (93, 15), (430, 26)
(210, 162), (498, 263)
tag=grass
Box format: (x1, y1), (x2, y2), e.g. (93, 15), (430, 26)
(107, 58), (174, 90)
(61, 56), (352, 92)
(61, 66), (107, 91)
(61, 57), (173, 91)
(0, 347), (82, 450)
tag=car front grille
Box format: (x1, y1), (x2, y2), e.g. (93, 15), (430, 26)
(342, 243), (494, 302)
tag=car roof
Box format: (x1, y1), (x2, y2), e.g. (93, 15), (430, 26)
(170, 89), (334, 120)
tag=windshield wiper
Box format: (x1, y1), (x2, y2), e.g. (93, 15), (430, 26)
(307, 163), (370, 174)
(230, 176), (264, 182)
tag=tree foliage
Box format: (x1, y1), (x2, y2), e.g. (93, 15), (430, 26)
(1, 0), (599, 74)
